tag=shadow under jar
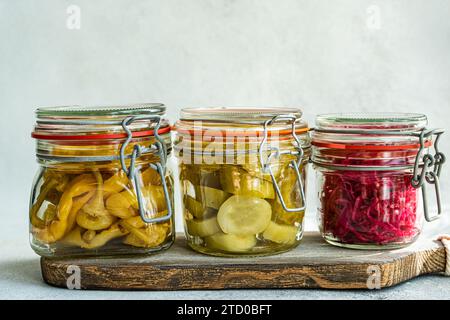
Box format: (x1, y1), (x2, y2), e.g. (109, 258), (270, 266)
(29, 104), (175, 257)
(311, 113), (445, 249)
(174, 107), (311, 257)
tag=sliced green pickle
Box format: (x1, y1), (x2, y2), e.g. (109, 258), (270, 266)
(198, 186), (230, 209)
(205, 232), (257, 252)
(217, 195), (272, 236)
(184, 195), (205, 218)
(180, 164), (200, 185)
(186, 217), (221, 237)
(263, 221), (298, 245)
(181, 165), (221, 188)
(199, 170), (222, 189)
(220, 166), (275, 199)
(242, 163), (281, 182)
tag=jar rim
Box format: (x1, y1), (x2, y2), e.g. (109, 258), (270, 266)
(315, 112), (427, 131)
(312, 112), (431, 151)
(33, 103), (169, 142)
(174, 108), (311, 161)
(36, 103), (166, 118)
(176, 107), (309, 141)
(180, 107), (304, 123)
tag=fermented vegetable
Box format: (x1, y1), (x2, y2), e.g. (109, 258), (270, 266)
(205, 233), (257, 252)
(180, 161), (306, 256)
(320, 170), (419, 245)
(31, 166), (173, 254)
(217, 195), (272, 236)
(263, 221), (298, 244)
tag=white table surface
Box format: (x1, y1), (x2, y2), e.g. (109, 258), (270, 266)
(1, 199), (449, 300)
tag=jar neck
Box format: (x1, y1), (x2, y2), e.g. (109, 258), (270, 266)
(174, 131), (310, 165)
(312, 146), (423, 169)
(35, 136), (171, 170)
(311, 126), (431, 169)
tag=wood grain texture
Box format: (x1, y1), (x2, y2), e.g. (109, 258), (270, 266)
(41, 232), (447, 290)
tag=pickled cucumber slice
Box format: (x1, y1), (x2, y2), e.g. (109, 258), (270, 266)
(220, 166), (275, 199)
(242, 163), (281, 182)
(262, 221), (298, 245)
(197, 186), (230, 210)
(205, 232), (257, 252)
(184, 196), (204, 217)
(186, 217), (221, 237)
(184, 195), (218, 219)
(180, 164), (221, 184)
(217, 195), (272, 236)
(198, 170), (222, 189)
(180, 164), (200, 185)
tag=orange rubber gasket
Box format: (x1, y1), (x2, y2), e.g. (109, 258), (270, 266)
(173, 126), (310, 138)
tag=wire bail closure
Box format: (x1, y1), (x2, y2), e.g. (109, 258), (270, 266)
(258, 115), (306, 212)
(411, 128), (446, 222)
(120, 115), (173, 224)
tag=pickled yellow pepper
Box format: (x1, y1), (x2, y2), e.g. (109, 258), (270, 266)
(30, 179), (59, 229)
(76, 170), (115, 230)
(35, 174), (96, 243)
(62, 223), (129, 249)
(103, 171), (129, 197)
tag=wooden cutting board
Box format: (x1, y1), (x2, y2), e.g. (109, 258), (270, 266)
(41, 232), (447, 290)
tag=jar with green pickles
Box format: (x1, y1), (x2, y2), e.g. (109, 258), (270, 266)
(29, 104), (174, 257)
(174, 107), (310, 256)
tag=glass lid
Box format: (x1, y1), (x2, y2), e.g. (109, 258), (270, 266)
(175, 107), (310, 154)
(180, 107), (304, 123)
(315, 113), (427, 132)
(36, 103), (165, 118)
(312, 112), (430, 148)
(177, 107), (308, 136)
(33, 104), (169, 140)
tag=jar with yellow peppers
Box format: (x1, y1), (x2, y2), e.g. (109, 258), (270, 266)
(29, 104), (174, 257)
(174, 107), (310, 256)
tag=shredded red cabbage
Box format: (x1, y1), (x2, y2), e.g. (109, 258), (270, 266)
(320, 169), (420, 245)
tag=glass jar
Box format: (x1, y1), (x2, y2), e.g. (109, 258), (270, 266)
(174, 107), (310, 257)
(311, 113), (445, 249)
(29, 104), (175, 257)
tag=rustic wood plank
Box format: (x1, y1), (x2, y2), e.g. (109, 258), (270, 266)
(41, 232), (447, 290)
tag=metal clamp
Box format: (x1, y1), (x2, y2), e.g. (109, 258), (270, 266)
(411, 128), (446, 222)
(258, 115), (307, 212)
(120, 115), (173, 224)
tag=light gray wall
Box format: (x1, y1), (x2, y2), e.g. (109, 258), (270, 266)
(1, 0), (449, 232)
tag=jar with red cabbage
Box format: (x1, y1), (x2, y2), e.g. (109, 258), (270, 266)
(311, 113), (445, 249)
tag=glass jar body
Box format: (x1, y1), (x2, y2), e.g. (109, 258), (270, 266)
(30, 153), (175, 258)
(177, 149), (309, 257)
(311, 113), (434, 249)
(315, 166), (423, 249)
(174, 107), (310, 257)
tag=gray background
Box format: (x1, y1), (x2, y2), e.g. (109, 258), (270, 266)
(0, 0), (449, 299)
